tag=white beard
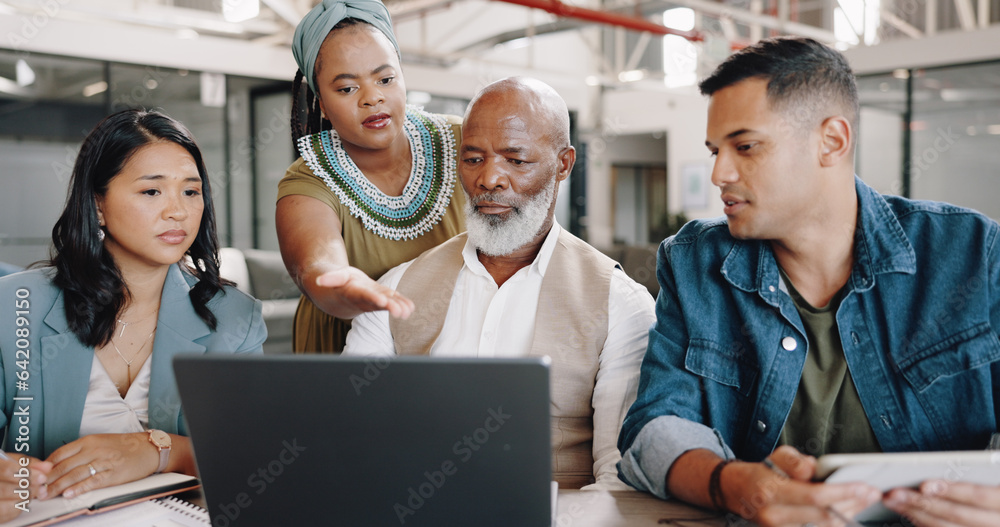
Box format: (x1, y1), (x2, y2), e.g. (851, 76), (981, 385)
(464, 179), (555, 257)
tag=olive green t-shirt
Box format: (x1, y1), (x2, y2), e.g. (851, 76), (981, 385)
(777, 271), (882, 457)
(276, 112), (466, 353)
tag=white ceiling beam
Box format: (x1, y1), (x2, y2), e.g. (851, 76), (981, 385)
(662, 0), (838, 42)
(880, 8), (923, 38)
(522, 0), (840, 43)
(454, 0), (838, 60)
(844, 24), (1000, 74)
(615, 26), (626, 72)
(573, 27), (615, 78)
(926, 0), (938, 35)
(429, 4), (508, 54)
(836, 0), (862, 39)
(455, 18), (580, 52)
(261, 0), (306, 26)
(718, 15), (738, 41)
(252, 29), (294, 46)
(624, 30), (651, 71)
(389, 0), (456, 22)
(953, 0), (977, 30)
(0, 0), (282, 36)
(0, 13), (296, 80)
(389, 0), (449, 15)
(749, 0), (762, 44)
(777, 0), (789, 23)
(526, 6), (536, 69)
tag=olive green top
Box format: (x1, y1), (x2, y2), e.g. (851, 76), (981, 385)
(777, 271), (882, 457)
(276, 111), (465, 353)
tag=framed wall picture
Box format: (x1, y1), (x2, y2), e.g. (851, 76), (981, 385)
(681, 161), (712, 210)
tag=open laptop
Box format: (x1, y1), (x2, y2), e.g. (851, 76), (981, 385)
(173, 354), (552, 527)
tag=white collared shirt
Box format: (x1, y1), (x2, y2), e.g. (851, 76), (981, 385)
(344, 223), (656, 489)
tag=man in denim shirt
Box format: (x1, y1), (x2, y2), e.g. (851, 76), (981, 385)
(618, 37), (1000, 527)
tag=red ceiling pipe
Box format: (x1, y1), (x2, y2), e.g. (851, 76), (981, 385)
(494, 0), (705, 41)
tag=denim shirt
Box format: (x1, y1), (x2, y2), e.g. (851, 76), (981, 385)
(618, 177), (1000, 498)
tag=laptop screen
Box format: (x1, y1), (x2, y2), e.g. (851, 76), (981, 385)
(175, 354), (552, 526)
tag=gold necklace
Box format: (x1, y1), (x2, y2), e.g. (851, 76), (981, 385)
(115, 311), (156, 338)
(110, 327), (156, 389)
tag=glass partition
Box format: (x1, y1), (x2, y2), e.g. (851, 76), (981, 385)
(909, 62), (1000, 220)
(858, 60), (1000, 221)
(0, 50), (106, 266)
(109, 64), (229, 240)
(856, 72), (907, 196)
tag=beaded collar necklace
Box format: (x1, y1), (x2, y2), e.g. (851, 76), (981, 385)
(297, 106), (458, 241)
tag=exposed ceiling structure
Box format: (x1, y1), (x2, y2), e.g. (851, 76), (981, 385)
(1, 0), (991, 43)
(0, 0), (998, 89)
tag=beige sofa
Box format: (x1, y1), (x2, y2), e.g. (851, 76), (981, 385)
(219, 248), (300, 354)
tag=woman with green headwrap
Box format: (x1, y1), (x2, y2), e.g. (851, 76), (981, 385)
(276, 0), (465, 353)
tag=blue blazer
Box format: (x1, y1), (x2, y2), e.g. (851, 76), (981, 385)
(0, 263), (266, 458)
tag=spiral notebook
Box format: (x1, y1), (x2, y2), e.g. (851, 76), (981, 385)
(6, 472), (202, 526)
(50, 496), (209, 526)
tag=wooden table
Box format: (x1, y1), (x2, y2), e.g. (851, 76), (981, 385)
(176, 488), (732, 526)
(555, 490), (730, 526)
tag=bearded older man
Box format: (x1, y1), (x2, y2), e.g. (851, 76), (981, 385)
(343, 76), (655, 490)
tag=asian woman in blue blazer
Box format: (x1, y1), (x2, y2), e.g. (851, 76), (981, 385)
(0, 109), (266, 520)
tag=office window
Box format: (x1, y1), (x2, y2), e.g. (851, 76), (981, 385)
(0, 51), (106, 266)
(0, 48), (299, 269)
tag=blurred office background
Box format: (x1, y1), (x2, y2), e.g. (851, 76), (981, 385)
(1, 0), (999, 268)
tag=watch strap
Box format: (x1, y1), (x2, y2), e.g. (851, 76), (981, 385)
(147, 430), (171, 473)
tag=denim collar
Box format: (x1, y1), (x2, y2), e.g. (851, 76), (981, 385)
(721, 176), (917, 303)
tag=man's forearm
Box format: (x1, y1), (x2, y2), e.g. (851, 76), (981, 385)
(618, 415), (734, 498)
(666, 449), (728, 509)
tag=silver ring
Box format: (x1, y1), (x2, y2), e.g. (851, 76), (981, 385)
(804, 523), (817, 527)
(88, 464), (97, 477)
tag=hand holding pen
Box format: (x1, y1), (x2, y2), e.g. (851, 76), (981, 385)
(0, 449), (52, 523)
(714, 446), (880, 527)
(762, 454), (866, 527)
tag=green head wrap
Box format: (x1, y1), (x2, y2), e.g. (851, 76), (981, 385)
(292, 0), (400, 95)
